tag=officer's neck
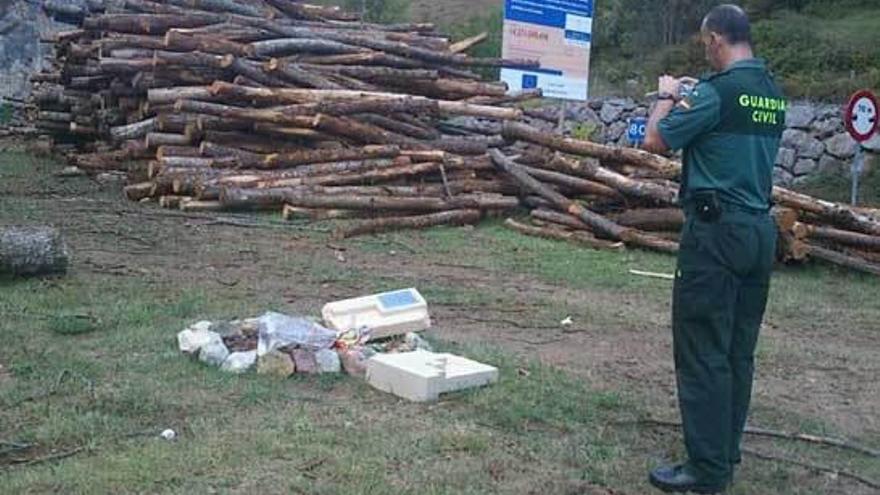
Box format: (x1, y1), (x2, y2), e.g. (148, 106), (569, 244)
(720, 45), (754, 69)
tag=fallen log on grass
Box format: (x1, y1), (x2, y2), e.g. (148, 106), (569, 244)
(0, 226), (69, 277)
(336, 210), (482, 238)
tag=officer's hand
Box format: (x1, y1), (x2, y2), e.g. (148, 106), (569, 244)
(658, 75), (682, 97)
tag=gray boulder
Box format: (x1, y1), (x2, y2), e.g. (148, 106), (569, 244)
(797, 138), (825, 160)
(793, 159), (818, 176)
(775, 148), (796, 171)
(315, 349), (342, 374)
(785, 104), (815, 129)
(781, 129), (810, 150)
(826, 133), (858, 159)
(600, 103), (624, 124)
(199, 340), (230, 367)
(772, 167), (794, 186)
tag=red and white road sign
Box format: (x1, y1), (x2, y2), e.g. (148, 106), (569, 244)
(845, 90), (878, 142)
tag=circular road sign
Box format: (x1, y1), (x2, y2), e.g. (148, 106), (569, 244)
(845, 90), (878, 142)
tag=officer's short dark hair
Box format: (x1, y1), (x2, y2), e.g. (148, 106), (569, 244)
(703, 4), (751, 45)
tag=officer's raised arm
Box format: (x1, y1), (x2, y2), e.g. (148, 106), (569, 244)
(644, 76), (684, 154)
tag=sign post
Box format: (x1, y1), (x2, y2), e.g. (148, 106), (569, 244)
(844, 90), (879, 206)
(500, 0), (594, 102)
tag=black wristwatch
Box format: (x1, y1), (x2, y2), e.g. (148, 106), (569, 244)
(657, 92), (678, 102)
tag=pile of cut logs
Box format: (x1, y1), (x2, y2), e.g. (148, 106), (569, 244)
(29, 0), (880, 276)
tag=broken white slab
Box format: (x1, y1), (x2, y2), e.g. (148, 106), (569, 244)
(177, 325), (221, 355)
(322, 288), (431, 340)
(366, 350), (498, 402)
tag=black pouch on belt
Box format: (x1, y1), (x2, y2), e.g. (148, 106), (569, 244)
(691, 189), (722, 223)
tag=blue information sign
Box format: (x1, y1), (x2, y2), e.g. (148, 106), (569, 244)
(501, 0), (594, 101)
(627, 117), (647, 145)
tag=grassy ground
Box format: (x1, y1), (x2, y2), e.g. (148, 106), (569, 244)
(1, 148), (879, 494)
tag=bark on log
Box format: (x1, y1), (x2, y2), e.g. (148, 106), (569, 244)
(521, 165), (622, 200)
(0, 226), (69, 277)
(264, 145), (400, 169)
(799, 223), (880, 251)
(806, 243), (880, 277)
(337, 210), (482, 239)
(208, 82), (522, 119)
(147, 86), (214, 104)
(549, 155), (679, 206)
(110, 118), (156, 141)
(772, 187), (880, 237)
(490, 149), (678, 253)
(239, 191), (518, 212)
(503, 122), (681, 178)
(164, 29), (253, 56)
(504, 218), (624, 251)
(608, 208), (685, 231)
(251, 38), (366, 57)
(83, 14), (224, 35)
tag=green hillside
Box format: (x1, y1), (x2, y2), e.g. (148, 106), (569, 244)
(317, 0), (880, 100)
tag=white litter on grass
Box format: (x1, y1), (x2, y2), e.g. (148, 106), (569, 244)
(160, 429), (176, 440)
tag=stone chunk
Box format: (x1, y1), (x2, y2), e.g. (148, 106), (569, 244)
(793, 158), (818, 176)
(221, 351), (257, 374)
(315, 349), (342, 374)
(826, 133), (858, 159)
(781, 129), (809, 150)
(199, 340), (230, 367)
(600, 103), (624, 124)
(256, 350), (295, 378)
(291, 348), (319, 375)
(797, 138), (825, 160)
(775, 148), (796, 170)
(785, 104), (815, 129)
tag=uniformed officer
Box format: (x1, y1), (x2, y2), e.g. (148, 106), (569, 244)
(643, 4), (785, 493)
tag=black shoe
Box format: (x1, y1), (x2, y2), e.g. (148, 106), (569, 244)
(648, 464), (728, 494)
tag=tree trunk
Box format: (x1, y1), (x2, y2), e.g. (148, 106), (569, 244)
(0, 227), (69, 277)
(490, 149), (678, 253)
(608, 208), (685, 231)
(806, 243), (880, 277)
(337, 210), (482, 238)
(549, 155), (679, 206)
(504, 218), (624, 251)
(503, 121), (681, 178)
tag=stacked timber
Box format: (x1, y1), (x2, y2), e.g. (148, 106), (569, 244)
(28, 1), (880, 277)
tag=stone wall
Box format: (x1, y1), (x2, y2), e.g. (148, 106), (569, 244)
(561, 97), (879, 186)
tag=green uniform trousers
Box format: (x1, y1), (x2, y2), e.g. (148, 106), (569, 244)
(672, 207), (777, 484)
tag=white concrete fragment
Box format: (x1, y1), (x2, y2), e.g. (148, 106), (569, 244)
(322, 288), (430, 340)
(366, 350), (498, 402)
(177, 327), (222, 355)
(220, 350), (258, 373)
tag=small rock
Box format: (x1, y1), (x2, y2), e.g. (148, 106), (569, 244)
(781, 129), (809, 150)
(775, 148), (796, 170)
(600, 103), (624, 124)
(793, 158), (818, 176)
(785, 104), (815, 129)
(221, 350), (257, 373)
(177, 327), (222, 355)
(405, 332), (433, 352)
(772, 167), (794, 186)
(256, 350), (295, 377)
(826, 133), (858, 159)
(797, 138), (825, 160)
(606, 121), (628, 142)
(315, 348), (341, 374)
(813, 118), (842, 139)
(291, 348), (318, 374)
(199, 340), (230, 367)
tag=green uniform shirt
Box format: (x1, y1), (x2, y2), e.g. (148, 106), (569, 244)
(658, 58), (786, 210)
